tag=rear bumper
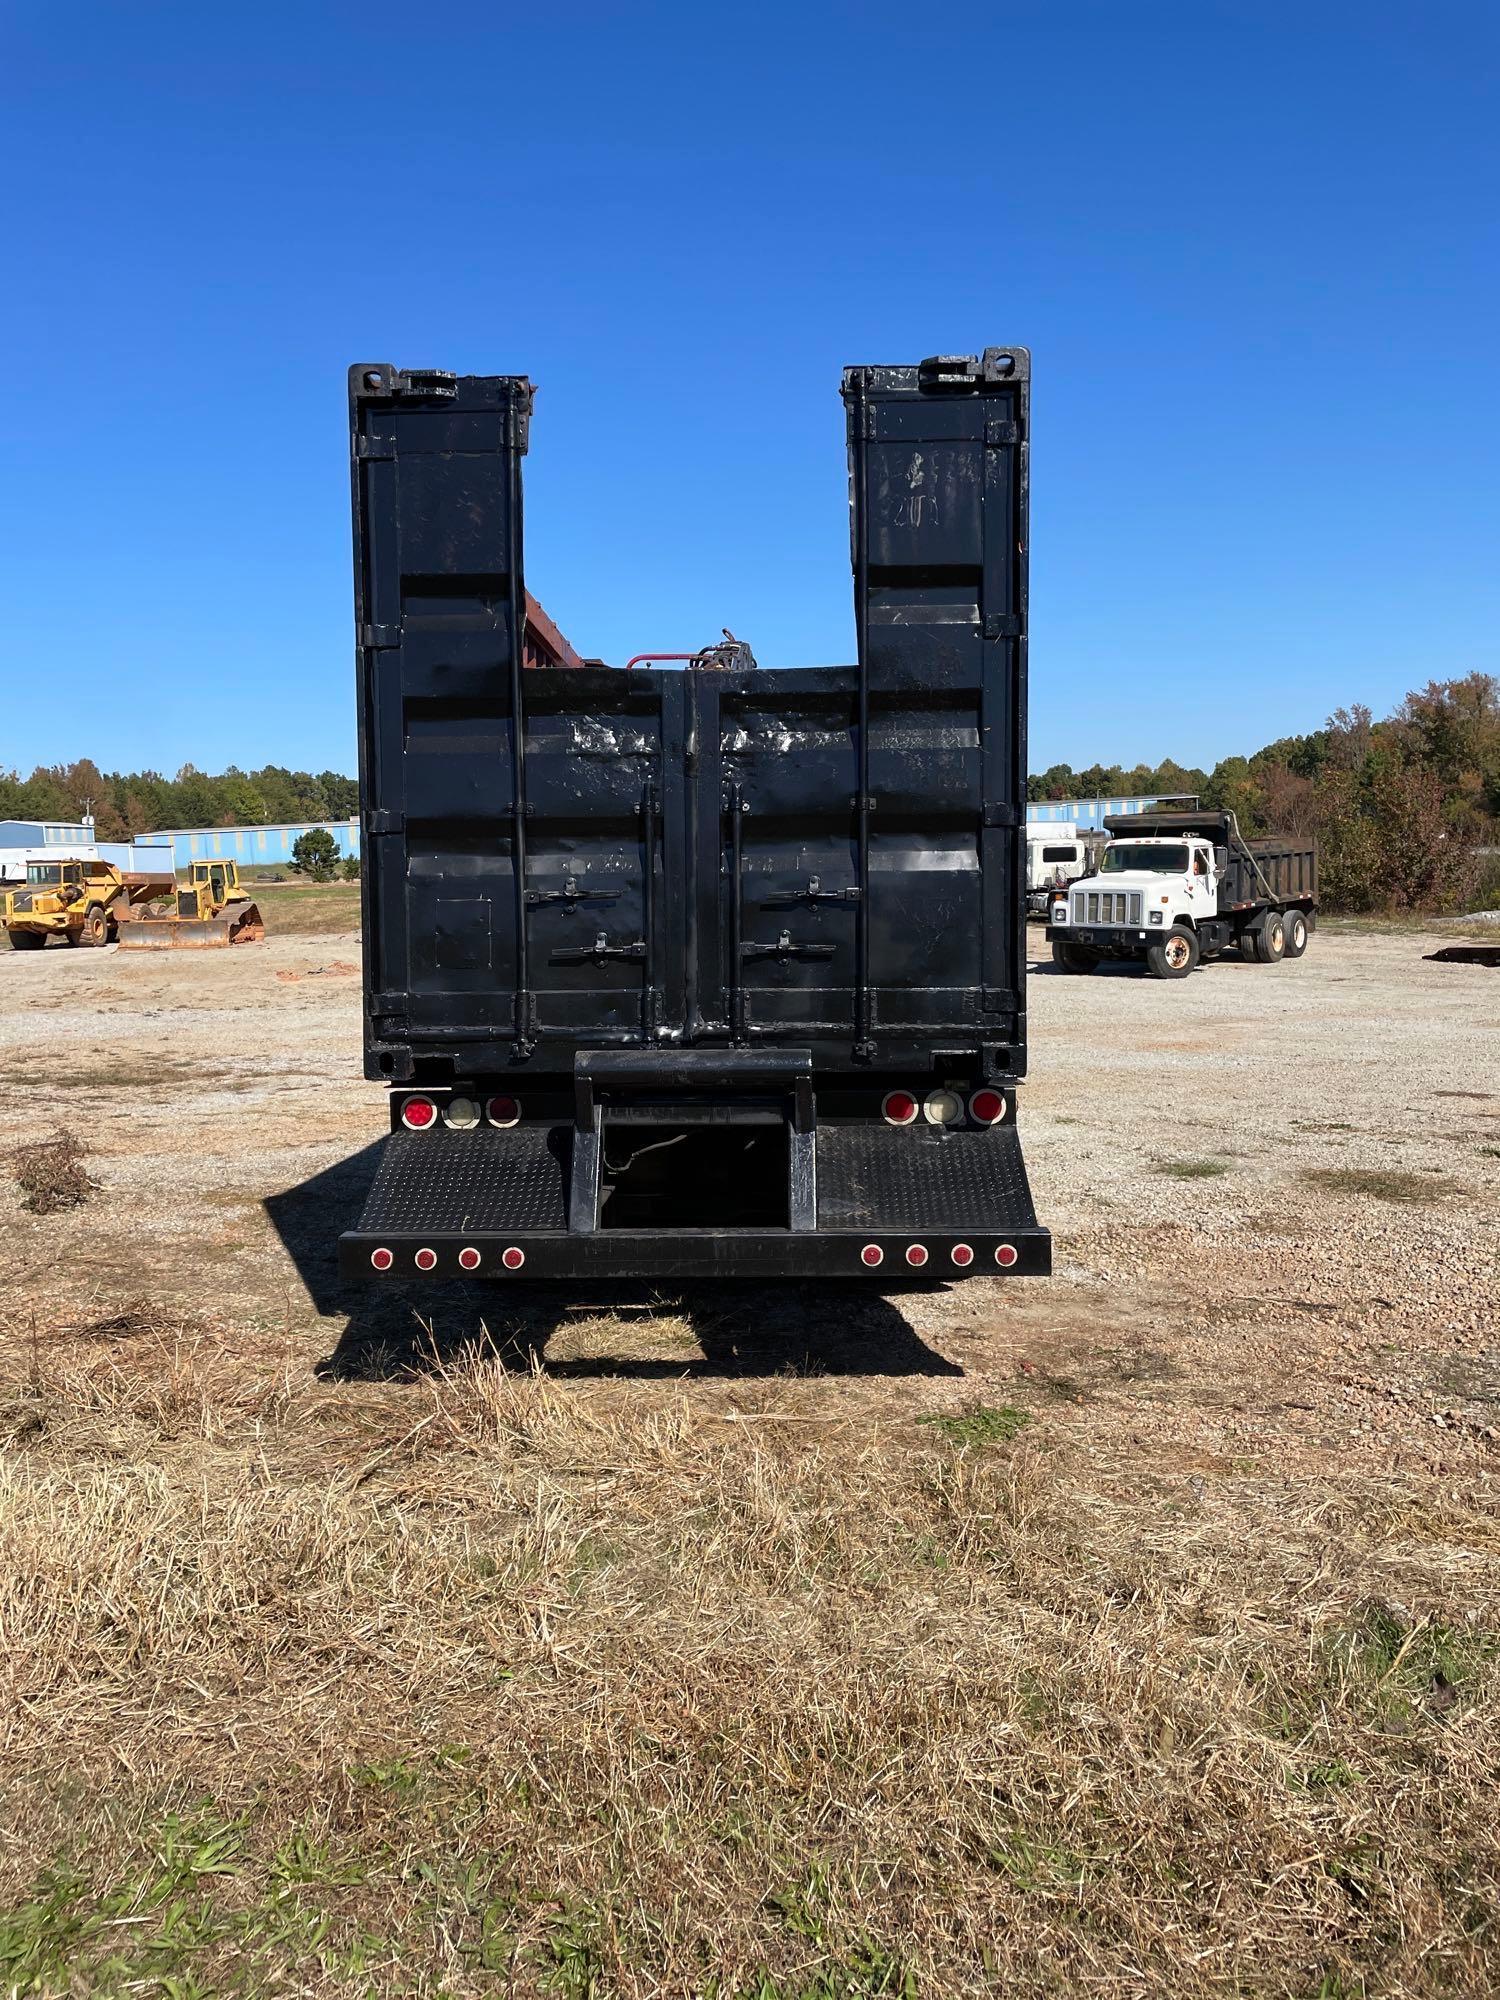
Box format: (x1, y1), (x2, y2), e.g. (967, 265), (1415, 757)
(337, 1229), (1051, 1281)
(338, 1119), (1050, 1283)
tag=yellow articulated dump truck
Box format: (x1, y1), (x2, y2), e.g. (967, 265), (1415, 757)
(4, 858), (175, 950)
(115, 859), (265, 949)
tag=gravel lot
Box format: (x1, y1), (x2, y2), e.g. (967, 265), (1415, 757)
(1, 912), (1496, 1479)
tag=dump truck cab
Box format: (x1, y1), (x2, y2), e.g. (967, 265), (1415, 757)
(5, 858), (131, 948)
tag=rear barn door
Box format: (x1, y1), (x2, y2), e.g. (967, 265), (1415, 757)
(351, 367), (675, 1046)
(685, 348), (1029, 1051)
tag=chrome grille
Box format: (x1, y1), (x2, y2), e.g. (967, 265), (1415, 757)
(1073, 890), (1142, 927)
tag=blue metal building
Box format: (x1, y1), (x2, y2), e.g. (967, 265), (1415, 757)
(1026, 794), (1197, 831)
(146, 819), (361, 869)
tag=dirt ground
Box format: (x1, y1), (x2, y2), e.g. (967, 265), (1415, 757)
(0, 912), (1494, 1478)
(1, 910), (1497, 1997)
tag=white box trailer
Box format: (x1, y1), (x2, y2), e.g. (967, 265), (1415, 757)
(1025, 823), (1102, 915)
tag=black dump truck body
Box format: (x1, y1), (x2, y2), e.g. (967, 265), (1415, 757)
(340, 351), (1050, 1281)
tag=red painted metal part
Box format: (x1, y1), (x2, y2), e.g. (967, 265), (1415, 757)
(523, 592), (585, 669)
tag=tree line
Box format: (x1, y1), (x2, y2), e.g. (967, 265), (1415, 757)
(1030, 673), (1498, 913)
(3, 673), (1495, 911)
(0, 761), (358, 842)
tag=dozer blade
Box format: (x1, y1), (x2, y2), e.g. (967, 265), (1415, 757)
(117, 900), (265, 949)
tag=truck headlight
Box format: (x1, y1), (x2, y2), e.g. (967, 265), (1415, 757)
(1051, 902), (1068, 924)
(1148, 909), (1164, 925)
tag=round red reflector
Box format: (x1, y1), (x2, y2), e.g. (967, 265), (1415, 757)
(969, 1089), (1005, 1125)
(950, 1243), (974, 1267)
(370, 1247), (393, 1271)
(458, 1247), (481, 1271)
(414, 1247), (437, 1271)
(995, 1243), (1019, 1268)
(401, 1096), (437, 1131)
(501, 1246), (525, 1271)
(905, 1243), (929, 1267)
(881, 1091), (918, 1127)
(487, 1095), (521, 1128)
(860, 1244), (884, 1267)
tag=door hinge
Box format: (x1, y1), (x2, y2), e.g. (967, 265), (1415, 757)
(355, 366), (458, 401)
(364, 810), (404, 836)
(983, 613), (1021, 640)
(361, 623), (400, 649)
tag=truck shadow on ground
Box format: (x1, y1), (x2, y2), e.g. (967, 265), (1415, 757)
(264, 1144), (963, 1382)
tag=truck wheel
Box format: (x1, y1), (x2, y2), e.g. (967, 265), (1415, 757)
(1146, 925), (1200, 979)
(1052, 940), (1100, 975)
(7, 928), (45, 951)
(81, 904), (110, 947)
(1252, 910), (1286, 963)
(1283, 909), (1309, 958)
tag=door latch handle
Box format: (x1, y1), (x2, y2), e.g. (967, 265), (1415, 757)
(552, 931), (647, 964)
(740, 931), (838, 960)
(762, 874), (860, 908)
(526, 875), (617, 909)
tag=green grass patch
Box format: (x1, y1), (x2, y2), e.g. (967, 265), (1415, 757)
(919, 1403), (1031, 1448)
(1302, 1167), (1453, 1205)
(1319, 1598), (1497, 1728)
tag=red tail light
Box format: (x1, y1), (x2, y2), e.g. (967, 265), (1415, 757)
(501, 1246), (525, 1270)
(401, 1096), (438, 1131)
(458, 1247), (481, 1271)
(950, 1243), (974, 1267)
(968, 1089), (1006, 1125)
(370, 1247), (393, 1271)
(905, 1243), (929, 1267)
(995, 1243), (1019, 1268)
(414, 1247), (437, 1271)
(860, 1244), (884, 1267)
(487, 1095), (521, 1128)
(881, 1091), (918, 1127)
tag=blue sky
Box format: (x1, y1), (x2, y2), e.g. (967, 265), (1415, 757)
(3, 1), (1496, 779)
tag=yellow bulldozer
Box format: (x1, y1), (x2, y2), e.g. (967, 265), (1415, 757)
(116, 860), (265, 949)
(4, 857), (175, 949)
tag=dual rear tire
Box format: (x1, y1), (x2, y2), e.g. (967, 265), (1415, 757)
(1245, 908), (1309, 963)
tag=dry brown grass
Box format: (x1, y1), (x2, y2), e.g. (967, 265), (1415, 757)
(5, 1129), (96, 1214)
(252, 879), (362, 936)
(0, 1303), (1495, 1997)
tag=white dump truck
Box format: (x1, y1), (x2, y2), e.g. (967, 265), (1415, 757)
(1045, 809), (1317, 979)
